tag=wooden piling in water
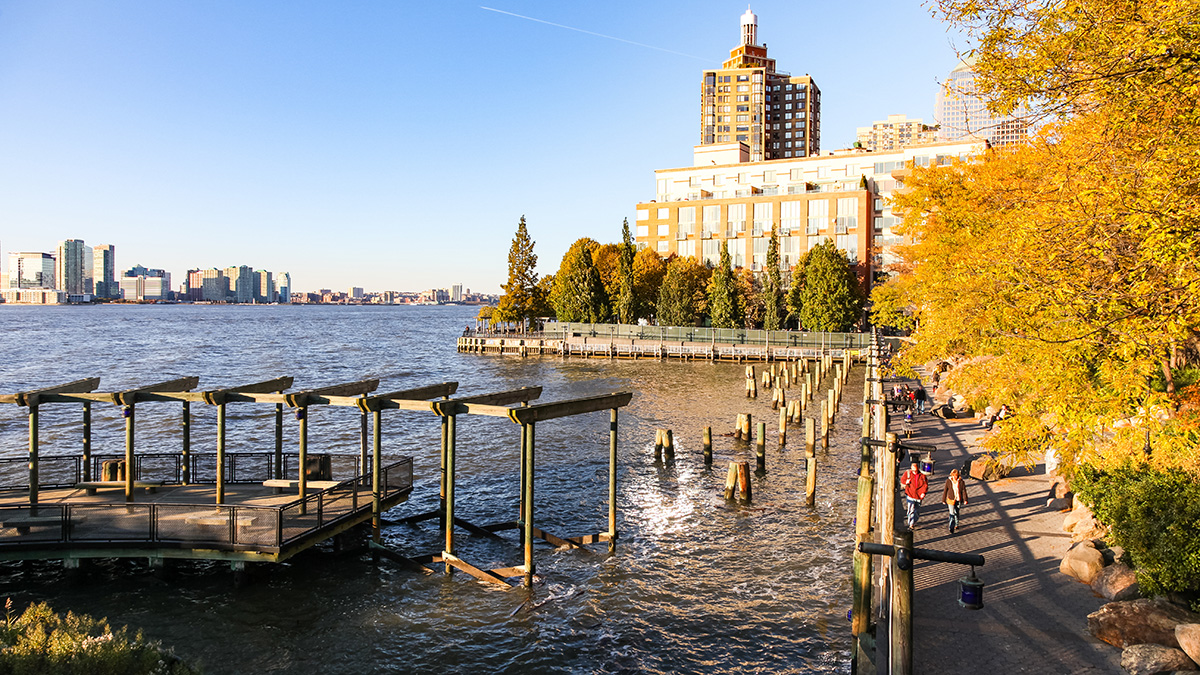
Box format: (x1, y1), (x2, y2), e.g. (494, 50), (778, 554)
(892, 527), (914, 675)
(852, 472), (874, 638)
(756, 422), (766, 473)
(778, 407), (787, 446)
(702, 426), (712, 466)
(724, 461), (752, 503)
(820, 400), (829, 452)
(805, 417), (816, 506)
(664, 429), (675, 461)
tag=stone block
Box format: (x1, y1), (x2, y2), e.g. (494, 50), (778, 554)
(1091, 563), (1140, 601)
(1061, 544), (1107, 584)
(1088, 597), (1200, 649)
(1120, 643), (1197, 675)
(1177, 624), (1200, 666)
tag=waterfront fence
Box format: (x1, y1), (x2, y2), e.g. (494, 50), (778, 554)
(498, 322), (878, 350)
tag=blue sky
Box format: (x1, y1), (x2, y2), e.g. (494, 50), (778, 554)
(0, 1), (969, 294)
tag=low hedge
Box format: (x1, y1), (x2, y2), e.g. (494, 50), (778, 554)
(1073, 463), (1200, 609)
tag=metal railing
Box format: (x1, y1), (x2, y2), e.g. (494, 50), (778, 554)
(0, 458), (413, 552)
(539, 322), (874, 349)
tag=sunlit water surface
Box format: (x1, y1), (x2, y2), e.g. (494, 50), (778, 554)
(0, 304), (863, 674)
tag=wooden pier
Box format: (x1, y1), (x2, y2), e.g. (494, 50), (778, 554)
(0, 376), (633, 587)
(458, 336), (863, 362)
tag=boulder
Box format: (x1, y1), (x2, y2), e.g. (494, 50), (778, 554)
(1120, 643), (1197, 675)
(1088, 597), (1200, 649)
(1091, 563), (1140, 601)
(1072, 514), (1109, 543)
(1064, 503), (1092, 532)
(1177, 624), (1200, 666)
(1102, 546), (1128, 566)
(1061, 543), (1107, 584)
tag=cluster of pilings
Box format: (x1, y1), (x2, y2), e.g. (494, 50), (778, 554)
(652, 353), (854, 506)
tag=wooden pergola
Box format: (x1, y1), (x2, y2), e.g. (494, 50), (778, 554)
(1, 377), (633, 586)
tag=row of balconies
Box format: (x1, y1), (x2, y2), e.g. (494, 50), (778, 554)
(669, 219), (858, 240)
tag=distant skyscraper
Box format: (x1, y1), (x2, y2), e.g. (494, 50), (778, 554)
(697, 8), (821, 162)
(93, 245), (116, 299)
(56, 239), (90, 294)
(856, 114), (939, 152)
(451, 284), (463, 302)
(8, 252), (55, 289)
(279, 272), (291, 303)
(225, 266), (254, 303)
(936, 59), (1029, 147)
(350, 286), (364, 300)
(198, 269), (228, 302)
(255, 270), (275, 303)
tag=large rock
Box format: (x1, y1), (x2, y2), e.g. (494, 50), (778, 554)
(1089, 597), (1200, 649)
(1064, 503), (1093, 532)
(1178, 624), (1200, 666)
(1091, 563), (1140, 601)
(1071, 510), (1109, 543)
(1061, 543), (1107, 584)
(1120, 643), (1197, 675)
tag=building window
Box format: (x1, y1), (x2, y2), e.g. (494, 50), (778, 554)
(636, 225), (649, 237)
(808, 200), (829, 234)
(657, 240), (669, 254)
(657, 224), (669, 237)
(836, 197), (859, 232)
(658, 208), (669, 219)
(636, 209), (649, 221)
(754, 202), (773, 233)
(690, 176), (702, 187)
(703, 205), (721, 236)
(679, 207), (695, 235)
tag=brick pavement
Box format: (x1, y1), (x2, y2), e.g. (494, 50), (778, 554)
(890, 375), (1124, 675)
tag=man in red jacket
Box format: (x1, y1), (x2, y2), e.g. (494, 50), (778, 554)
(900, 460), (929, 530)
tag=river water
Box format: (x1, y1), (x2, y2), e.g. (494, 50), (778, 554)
(0, 304), (864, 674)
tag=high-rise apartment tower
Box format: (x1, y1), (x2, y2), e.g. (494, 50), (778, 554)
(698, 8), (820, 162)
(936, 58), (1028, 147)
(56, 239), (91, 295)
(93, 245), (117, 299)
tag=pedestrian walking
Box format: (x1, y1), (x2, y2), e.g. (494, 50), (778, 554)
(942, 468), (969, 533)
(914, 386), (927, 414)
(900, 460), (929, 530)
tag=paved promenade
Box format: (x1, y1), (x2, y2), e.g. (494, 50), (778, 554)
(892, 375), (1124, 674)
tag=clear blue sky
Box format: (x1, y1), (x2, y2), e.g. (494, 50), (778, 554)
(0, 1), (969, 294)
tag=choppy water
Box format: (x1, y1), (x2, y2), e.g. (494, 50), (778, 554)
(0, 304), (863, 674)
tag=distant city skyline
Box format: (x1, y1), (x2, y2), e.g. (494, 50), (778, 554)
(0, 2), (972, 292)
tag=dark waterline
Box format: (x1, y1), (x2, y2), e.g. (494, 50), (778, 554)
(0, 304), (861, 674)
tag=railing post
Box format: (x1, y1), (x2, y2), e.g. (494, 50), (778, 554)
(297, 406), (308, 512)
(609, 408), (618, 553)
(82, 401), (92, 483)
(524, 420), (536, 587)
(372, 409), (382, 546)
(274, 402), (284, 480)
(444, 412), (457, 576)
(216, 403), (226, 504)
(181, 400), (190, 485)
(28, 404), (39, 508)
(124, 404), (135, 503)
(892, 528), (914, 675)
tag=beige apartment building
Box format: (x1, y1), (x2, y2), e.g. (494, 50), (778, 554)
(698, 8), (820, 162)
(856, 114), (938, 152)
(634, 139), (986, 290)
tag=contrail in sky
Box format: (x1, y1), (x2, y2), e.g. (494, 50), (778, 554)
(480, 6), (709, 61)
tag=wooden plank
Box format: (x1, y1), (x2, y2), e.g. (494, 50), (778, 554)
(284, 379), (379, 407)
(111, 377), (201, 405)
(442, 552), (513, 587)
(490, 565), (526, 578)
(532, 527), (582, 549)
(454, 517), (506, 540)
(10, 378), (101, 406)
(565, 532), (613, 546)
(510, 392), (634, 423)
(262, 479), (340, 490)
(202, 377), (294, 404)
(453, 402), (519, 418)
(368, 541), (436, 575)
(347, 382), (460, 412)
(452, 386), (543, 406)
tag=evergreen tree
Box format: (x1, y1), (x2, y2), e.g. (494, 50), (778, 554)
(494, 216), (541, 327)
(633, 247), (667, 322)
(796, 240), (862, 331)
(656, 256), (708, 326)
(786, 255), (806, 326)
(762, 228), (783, 330)
(707, 240), (740, 328)
(616, 218), (637, 324)
(550, 238), (606, 322)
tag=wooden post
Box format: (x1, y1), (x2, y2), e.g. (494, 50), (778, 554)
(439, 414), (449, 530)
(702, 426), (713, 466)
(724, 462), (738, 500)
(216, 402), (226, 504)
(523, 421), (536, 587)
(805, 417), (816, 506)
(180, 400), (189, 484)
(778, 407), (787, 446)
(861, 403), (872, 477)
(737, 461), (752, 503)
(820, 400), (828, 452)
(28, 404), (39, 507)
(882, 433), (898, 549)
(82, 401), (92, 482)
(654, 429), (664, 463)
(805, 372), (813, 400)
(744, 413), (752, 441)
(519, 422), (527, 535)
(124, 404), (135, 503)
(360, 409), (369, 480)
(755, 422), (766, 473)
(274, 402), (283, 480)
(892, 528), (914, 675)
(609, 408), (618, 552)
(828, 388), (836, 427)
(852, 473), (874, 636)
(664, 429), (675, 461)
(445, 413), (457, 575)
(297, 406), (308, 508)
(372, 409), (382, 546)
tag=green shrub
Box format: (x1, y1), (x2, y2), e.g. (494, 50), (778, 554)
(0, 600), (199, 675)
(1074, 464), (1200, 608)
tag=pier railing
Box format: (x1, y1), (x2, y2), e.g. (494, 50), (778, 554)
(0, 458), (413, 552)
(476, 322), (878, 349)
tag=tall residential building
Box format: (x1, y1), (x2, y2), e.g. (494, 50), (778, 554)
(451, 284), (463, 302)
(92, 245), (117, 299)
(195, 269), (228, 302)
(350, 286), (364, 300)
(119, 268), (171, 302)
(698, 8), (820, 162)
(936, 58), (1029, 147)
(225, 265), (254, 303)
(7, 252), (55, 289)
(855, 115), (938, 152)
(278, 273), (291, 303)
(255, 270), (275, 303)
(56, 239), (91, 294)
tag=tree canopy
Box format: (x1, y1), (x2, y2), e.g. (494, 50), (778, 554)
(794, 240), (861, 331)
(657, 255), (709, 327)
(615, 219), (637, 324)
(494, 216), (544, 326)
(550, 238), (608, 323)
(761, 228), (783, 330)
(707, 241), (740, 328)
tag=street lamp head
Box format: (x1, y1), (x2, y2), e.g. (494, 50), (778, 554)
(958, 567), (984, 610)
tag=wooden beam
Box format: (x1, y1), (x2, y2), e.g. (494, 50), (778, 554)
(368, 541), (436, 575)
(284, 379), (379, 408)
(111, 377), (201, 406)
(508, 392), (634, 424)
(351, 382), (459, 412)
(442, 552), (513, 587)
(531, 527), (582, 549)
(202, 377), (295, 405)
(7, 378), (101, 407)
(451, 386), (542, 406)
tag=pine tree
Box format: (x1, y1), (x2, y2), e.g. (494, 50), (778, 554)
(656, 255), (708, 326)
(797, 240), (861, 331)
(707, 240), (740, 328)
(616, 218), (637, 324)
(551, 238), (606, 322)
(762, 228), (783, 330)
(786, 256), (806, 327)
(494, 216), (540, 327)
